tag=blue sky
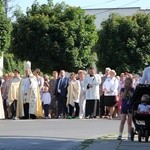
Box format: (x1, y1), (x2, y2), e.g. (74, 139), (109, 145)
(11, 0), (150, 13)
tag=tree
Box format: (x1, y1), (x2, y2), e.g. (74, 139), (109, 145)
(11, 1), (98, 73)
(3, 0), (8, 15)
(96, 13), (150, 74)
(1, 1), (23, 75)
(3, 52), (24, 74)
(0, 0), (12, 76)
(3, 0), (17, 17)
(0, 0), (12, 54)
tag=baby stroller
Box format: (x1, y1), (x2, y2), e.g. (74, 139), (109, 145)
(131, 84), (150, 142)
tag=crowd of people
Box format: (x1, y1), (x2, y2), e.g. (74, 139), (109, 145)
(0, 61), (144, 121)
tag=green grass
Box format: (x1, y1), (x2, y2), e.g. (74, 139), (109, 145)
(73, 133), (124, 150)
(81, 139), (95, 150)
(98, 133), (117, 140)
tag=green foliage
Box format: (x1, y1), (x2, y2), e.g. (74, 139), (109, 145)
(11, 1), (98, 73)
(3, 52), (24, 74)
(0, 0), (12, 54)
(96, 13), (150, 74)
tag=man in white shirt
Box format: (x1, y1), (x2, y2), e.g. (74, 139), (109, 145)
(84, 66), (101, 118)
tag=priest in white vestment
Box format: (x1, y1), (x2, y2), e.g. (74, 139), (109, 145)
(84, 66), (101, 118)
(17, 61), (43, 119)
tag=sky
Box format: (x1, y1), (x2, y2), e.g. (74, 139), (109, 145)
(10, 0), (150, 14)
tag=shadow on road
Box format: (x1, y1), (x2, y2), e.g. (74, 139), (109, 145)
(0, 136), (81, 150)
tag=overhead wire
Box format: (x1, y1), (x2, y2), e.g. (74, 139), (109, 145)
(82, 0), (116, 9)
(87, 0), (141, 16)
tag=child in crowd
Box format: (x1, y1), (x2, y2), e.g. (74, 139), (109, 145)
(138, 94), (150, 114)
(41, 86), (51, 119)
(117, 77), (134, 140)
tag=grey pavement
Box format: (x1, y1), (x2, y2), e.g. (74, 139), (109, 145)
(0, 119), (150, 150)
(0, 119), (120, 139)
(0, 137), (81, 150)
(0, 118), (119, 150)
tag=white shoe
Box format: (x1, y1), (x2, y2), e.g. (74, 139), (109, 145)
(13, 117), (19, 120)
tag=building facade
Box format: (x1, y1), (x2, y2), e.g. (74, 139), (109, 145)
(85, 7), (150, 29)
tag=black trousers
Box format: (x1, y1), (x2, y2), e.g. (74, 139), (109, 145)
(24, 103), (29, 119)
(68, 104), (74, 116)
(57, 94), (68, 117)
(68, 102), (80, 117)
(23, 103), (36, 119)
(10, 100), (17, 118)
(3, 99), (8, 118)
(85, 100), (99, 117)
(74, 102), (79, 117)
(100, 94), (105, 116)
(44, 104), (49, 117)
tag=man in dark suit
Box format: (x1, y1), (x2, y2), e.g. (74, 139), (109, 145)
(55, 70), (69, 118)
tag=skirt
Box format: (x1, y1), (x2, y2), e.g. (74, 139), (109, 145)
(104, 96), (116, 106)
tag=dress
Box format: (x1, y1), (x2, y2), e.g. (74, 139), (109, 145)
(121, 88), (134, 114)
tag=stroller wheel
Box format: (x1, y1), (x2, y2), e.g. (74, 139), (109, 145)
(145, 130), (149, 142)
(138, 130), (142, 142)
(131, 127), (134, 141)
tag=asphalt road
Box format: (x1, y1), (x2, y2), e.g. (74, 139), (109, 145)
(0, 118), (121, 150)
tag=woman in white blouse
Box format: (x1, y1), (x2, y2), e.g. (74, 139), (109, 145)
(103, 70), (119, 119)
